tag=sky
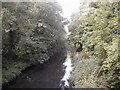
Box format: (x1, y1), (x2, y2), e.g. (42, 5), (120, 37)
(56, 0), (87, 35)
(56, 0), (86, 21)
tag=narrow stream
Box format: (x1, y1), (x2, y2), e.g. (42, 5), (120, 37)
(60, 23), (73, 88)
(60, 53), (73, 88)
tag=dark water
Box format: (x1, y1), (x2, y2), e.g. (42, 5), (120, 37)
(3, 49), (67, 88)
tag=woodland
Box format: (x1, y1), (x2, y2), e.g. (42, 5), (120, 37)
(1, 1), (120, 89)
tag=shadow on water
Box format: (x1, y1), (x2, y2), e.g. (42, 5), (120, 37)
(3, 48), (67, 88)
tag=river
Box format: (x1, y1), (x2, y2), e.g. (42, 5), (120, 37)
(3, 20), (73, 89)
(3, 49), (69, 88)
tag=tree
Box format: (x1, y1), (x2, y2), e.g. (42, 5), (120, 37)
(69, 2), (120, 88)
(2, 2), (67, 84)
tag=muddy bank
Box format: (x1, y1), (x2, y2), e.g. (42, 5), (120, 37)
(3, 48), (67, 88)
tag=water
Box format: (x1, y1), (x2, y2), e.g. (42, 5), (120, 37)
(60, 19), (73, 87)
(60, 53), (73, 87)
(3, 49), (66, 88)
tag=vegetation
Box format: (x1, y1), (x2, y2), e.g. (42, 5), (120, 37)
(2, 1), (120, 89)
(2, 2), (67, 84)
(69, 2), (120, 89)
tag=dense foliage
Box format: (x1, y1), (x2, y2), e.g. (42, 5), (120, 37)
(69, 2), (120, 88)
(2, 2), (66, 84)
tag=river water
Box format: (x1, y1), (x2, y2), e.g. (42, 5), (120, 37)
(3, 49), (67, 88)
(3, 44), (73, 89)
(3, 24), (73, 89)
(60, 53), (73, 87)
(60, 24), (73, 88)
